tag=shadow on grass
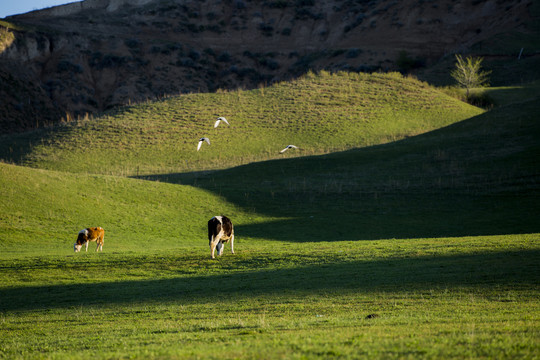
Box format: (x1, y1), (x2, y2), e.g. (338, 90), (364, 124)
(232, 193), (540, 242)
(0, 129), (51, 164)
(137, 99), (540, 242)
(1, 249), (538, 312)
(137, 168), (540, 241)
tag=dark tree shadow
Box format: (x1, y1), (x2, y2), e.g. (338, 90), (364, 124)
(1, 249), (538, 312)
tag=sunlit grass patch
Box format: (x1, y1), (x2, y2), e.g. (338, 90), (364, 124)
(0, 71), (483, 176)
(0, 235), (538, 359)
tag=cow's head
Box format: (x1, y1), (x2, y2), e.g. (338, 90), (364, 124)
(74, 243), (82, 252)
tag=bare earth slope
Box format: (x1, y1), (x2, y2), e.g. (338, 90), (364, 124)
(0, 0), (537, 132)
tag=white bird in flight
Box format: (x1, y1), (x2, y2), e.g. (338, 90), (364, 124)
(197, 137), (210, 151)
(214, 116), (229, 128)
(279, 145), (298, 154)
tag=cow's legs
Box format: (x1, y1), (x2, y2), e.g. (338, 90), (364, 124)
(85, 241), (89, 252)
(230, 234), (235, 254)
(217, 241), (223, 256)
(97, 235), (104, 252)
(210, 235), (221, 259)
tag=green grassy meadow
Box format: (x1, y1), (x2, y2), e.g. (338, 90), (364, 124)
(0, 236), (538, 359)
(0, 71), (539, 359)
(0, 71), (483, 175)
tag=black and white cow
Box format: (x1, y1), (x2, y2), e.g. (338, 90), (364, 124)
(208, 216), (234, 259)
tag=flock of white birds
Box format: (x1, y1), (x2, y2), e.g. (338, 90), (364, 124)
(197, 117), (298, 154)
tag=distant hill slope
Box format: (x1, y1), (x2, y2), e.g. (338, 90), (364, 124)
(0, 71), (483, 175)
(1, 0), (537, 132)
(150, 92), (540, 241)
(0, 82), (538, 253)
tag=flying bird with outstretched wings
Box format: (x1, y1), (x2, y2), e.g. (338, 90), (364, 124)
(197, 137), (211, 151)
(214, 116), (230, 128)
(279, 145), (298, 154)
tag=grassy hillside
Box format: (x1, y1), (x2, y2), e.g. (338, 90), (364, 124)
(0, 72), (538, 359)
(0, 71), (483, 176)
(1, 79), (538, 253)
(146, 94), (540, 241)
(0, 162), (281, 255)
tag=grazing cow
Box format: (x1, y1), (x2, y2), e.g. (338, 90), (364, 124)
(208, 216), (234, 259)
(74, 227), (105, 252)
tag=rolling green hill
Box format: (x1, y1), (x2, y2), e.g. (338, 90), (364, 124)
(0, 71), (539, 359)
(0, 71), (483, 176)
(177, 95), (540, 239)
(1, 74), (538, 254)
(0, 161), (277, 255)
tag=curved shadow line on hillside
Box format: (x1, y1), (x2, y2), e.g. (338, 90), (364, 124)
(232, 212), (540, 243)
(133, 104), (540, 242)
(1, 249), (538, 312)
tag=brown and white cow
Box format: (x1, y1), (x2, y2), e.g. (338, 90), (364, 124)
(74, 227), (105, 252)
(208, 216), (234, 259)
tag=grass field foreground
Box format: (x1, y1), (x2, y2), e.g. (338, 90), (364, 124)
(0, 235), (538, 359)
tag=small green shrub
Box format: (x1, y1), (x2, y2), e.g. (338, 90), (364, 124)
(451, 54), (491, 99)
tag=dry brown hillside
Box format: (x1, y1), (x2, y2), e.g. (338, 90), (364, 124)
(0, 0), (537, 133)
